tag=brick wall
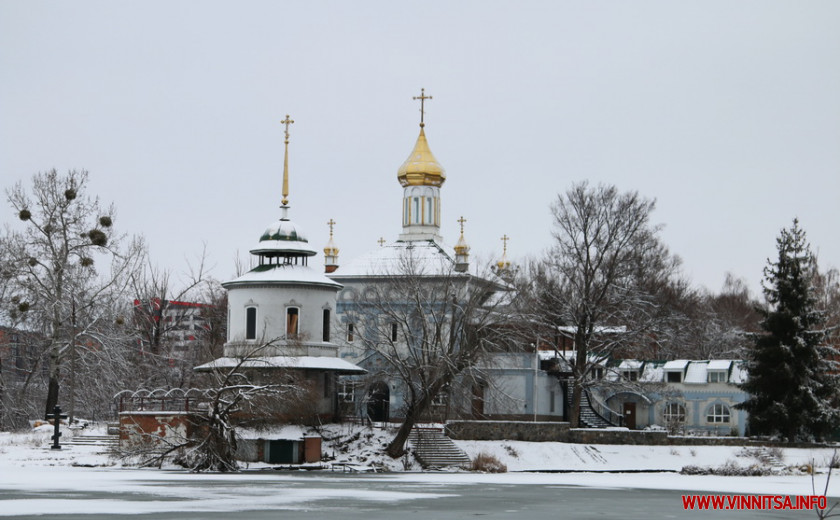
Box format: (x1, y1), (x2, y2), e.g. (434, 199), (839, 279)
(119, 411), (196, 448)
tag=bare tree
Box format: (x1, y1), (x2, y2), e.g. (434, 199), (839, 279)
(121, 343), (309, 472)
(342, 250), (512, 458)
(2, 169), (144, 420)
(528, 182), (679, 428)
(129, 253), (224, 389)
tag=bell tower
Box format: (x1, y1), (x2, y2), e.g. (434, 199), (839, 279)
(397, 88), (446, 242)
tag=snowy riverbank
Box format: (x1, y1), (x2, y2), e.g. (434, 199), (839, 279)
(2, 423), (840, 498)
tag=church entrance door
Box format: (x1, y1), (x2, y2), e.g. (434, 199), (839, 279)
(367, 382), (390, 422)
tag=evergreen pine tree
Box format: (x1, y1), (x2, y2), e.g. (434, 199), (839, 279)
(738, 219), (840, 441)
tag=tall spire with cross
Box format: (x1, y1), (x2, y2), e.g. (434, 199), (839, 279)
(281, 114), (294, 207)
(454, 216), (470, 272)
(323, 218), (340, 273)
(497, 234), (511, 271)
(397, 89), (446, 242)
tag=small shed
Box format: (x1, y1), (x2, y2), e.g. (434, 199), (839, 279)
(236, 426), (322, 464)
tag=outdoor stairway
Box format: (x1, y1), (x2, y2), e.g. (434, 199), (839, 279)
(569, 390), (617, 429)
(408, 429), (471, 469)
(753, 448), (787, 470)
(63, 433), (120, 450)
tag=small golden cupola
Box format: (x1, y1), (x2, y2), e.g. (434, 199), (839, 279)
(496, 234), (512, 271)
(398, 88), (446, 242)
(324, 219), (339, 273)
(454, 216), (470, 272)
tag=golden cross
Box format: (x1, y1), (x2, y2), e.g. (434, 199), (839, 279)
(327, 219), (336, 237)
(457, 216), (467, 235)
(281, 114), (295, 142)
(501, 234), (510, 254)
(412, 88), (432, 127)
(378, 237), (386, 247)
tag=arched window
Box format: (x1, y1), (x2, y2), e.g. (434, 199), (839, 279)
(663, 402), (686, 423)
(706, 403), (731, 423)
(286, 307), (299, 337)
(322, 309), (331, 342)
(245, 307), (257, 340)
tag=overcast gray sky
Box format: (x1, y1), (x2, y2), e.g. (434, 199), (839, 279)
(2, 1), (838, 297)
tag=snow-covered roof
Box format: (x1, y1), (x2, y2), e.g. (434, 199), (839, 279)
(330, 240), (458, 278)
(683, 361), (710, 383)
(251, 218), (317, 257)
(237, 424), (311, 441)
(730, 362), (748, 384)
(617, 360), (643, 370)
(597, 359), (746, 384)
(224, 264), (343, 289)
(554, 325), (628, 334)
(194, 355), (366, 374)
(640, 362), (664, 382)
(662, 360), (689, 371)
(708, 360), (732, 371)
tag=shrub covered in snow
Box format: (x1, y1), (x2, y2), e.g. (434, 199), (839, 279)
(681, 461), (774, 476)
(472, 452), (507, 473)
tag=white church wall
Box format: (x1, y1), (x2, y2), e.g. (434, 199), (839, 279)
(226, 284), (338, 356)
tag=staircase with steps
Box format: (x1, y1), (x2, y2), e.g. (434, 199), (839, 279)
(569, 390), (619, 429)
(63, 433), (120, 450)
(407, 429), (471, 469)
(753, 447), (787, 470)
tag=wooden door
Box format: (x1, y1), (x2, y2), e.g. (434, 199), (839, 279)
(623, 402), (637, 429)
(471, 384), (485, 419)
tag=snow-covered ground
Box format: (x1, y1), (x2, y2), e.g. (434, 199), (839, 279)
(454, 438), (837, 473)
(2, 423), (840, 503)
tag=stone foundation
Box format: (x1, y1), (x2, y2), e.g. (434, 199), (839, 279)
(446, 420), (570, 442)
(445, 420), (827, 447)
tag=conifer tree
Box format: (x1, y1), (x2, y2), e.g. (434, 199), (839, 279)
(738, 219), (840, 441)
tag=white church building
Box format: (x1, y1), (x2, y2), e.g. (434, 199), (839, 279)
(195, 115), (364, 422)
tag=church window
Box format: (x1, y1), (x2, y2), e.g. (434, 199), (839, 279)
(391, 322), (398, 342)
(413, 197), (420, 224)
(322, 309), (331, 342)
(621, 370), (638, 381)
(666, 371), (682, 383)
(706, 403), (731, 423)
(664, 402), (686, 423)
(338, 380), (355, 402)
(426, 197), (433, 224)
(347, 323), (355, 342)
(708, 371), (727, 383)
(286, 307), (299, 337)
(245, 307), (257, 340)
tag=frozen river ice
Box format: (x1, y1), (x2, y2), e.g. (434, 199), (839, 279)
(0, 468), (833, 519)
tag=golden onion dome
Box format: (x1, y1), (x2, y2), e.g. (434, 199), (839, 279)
(397, 128), (446, 187)
(454, 237), (469, 256)
(324, 237), (339, 258)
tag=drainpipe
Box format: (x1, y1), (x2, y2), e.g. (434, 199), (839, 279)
(533, 341), (538, 422)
